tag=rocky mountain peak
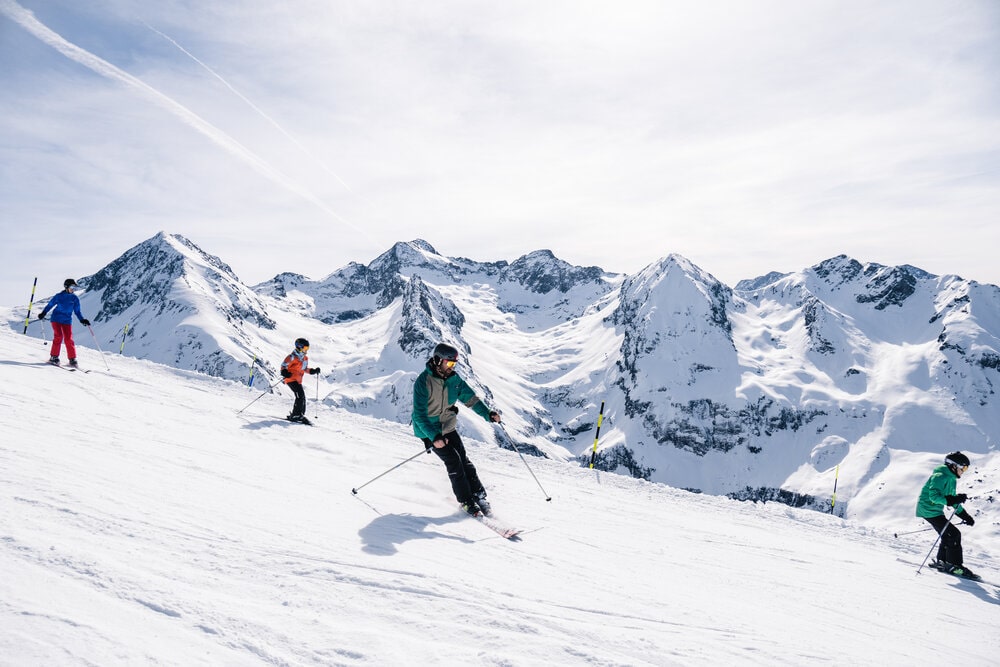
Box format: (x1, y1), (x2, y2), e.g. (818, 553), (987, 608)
(369, 239), (444, 275)
(499, 249), (606, 294)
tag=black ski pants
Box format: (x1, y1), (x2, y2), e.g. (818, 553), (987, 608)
(924, 514), (963, 566)
(287, 381), (306, 417)
(423, 431), (484, 505)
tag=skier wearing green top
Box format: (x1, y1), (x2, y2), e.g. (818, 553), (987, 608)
(915, 451), (977, 579)
(412, 342), (502, 516)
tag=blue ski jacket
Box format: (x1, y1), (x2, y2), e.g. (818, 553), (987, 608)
(40, 291), (85, 325)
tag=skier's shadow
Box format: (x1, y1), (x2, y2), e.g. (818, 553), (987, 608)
(238, 417), (294, 430)
(951, 578), (1000, 605)
(359, 513), (473, 555)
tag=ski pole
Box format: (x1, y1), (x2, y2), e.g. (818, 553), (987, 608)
(23, 277), (37, 334)
(351, 448), (432, 495)
(498, 422), (552, 502)
(236, 378), (283, 414)
(894, 527), (933, 538)
(86, 324), (111, 371)
(916, 509), (955, 574)
(314, 372), (320, 420)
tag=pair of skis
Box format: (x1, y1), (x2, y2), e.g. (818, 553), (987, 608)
(46, 361), (90, 374)
(469, 510), (521, 540)
(897, 558), (995, 587)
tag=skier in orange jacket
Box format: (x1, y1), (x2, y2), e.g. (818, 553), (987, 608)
(280, 338), (320, 424)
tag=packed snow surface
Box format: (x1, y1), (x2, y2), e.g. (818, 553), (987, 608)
(1, 325), (998, 665)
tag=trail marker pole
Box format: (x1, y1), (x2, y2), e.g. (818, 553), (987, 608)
(22, 277), (38, 334)
(247, 353), (257, 387)
(119, 323), (130, 354)
(830, 464), (840, 514)
(588, 401), (605, 469)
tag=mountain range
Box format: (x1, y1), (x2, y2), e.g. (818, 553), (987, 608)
(11, 232), (999, 528)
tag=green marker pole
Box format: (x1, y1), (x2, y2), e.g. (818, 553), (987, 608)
(119, 323), (130, 354)
(588, 401), (605, 469)
(247, 353), (257, 387)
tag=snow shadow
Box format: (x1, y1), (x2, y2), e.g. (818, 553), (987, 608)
(950, 579), (1000, 605)
(359, 513), (473, 555)
(239, 418), (298, 430)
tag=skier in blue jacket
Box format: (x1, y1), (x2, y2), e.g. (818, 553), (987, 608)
(37, 279), (90, 367)
(915, 451), (977, 579)
(412, 343), (501, 516)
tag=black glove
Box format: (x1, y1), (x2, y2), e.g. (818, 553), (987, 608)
(37, 313), (46, 320)
(80, 319), (90, 326)
(309, 367), (321, 375)
(447, 405), (459, 414)
(280, 368), (291, 378)
(957, 510), (975, 526)
(945, 493), (967, 506)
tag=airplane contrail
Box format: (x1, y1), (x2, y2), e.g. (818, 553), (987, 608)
(0, 0), (369, 238)
(139, 19), (357, 195)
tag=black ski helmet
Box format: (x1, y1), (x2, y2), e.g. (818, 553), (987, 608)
(295, 337), (310, 350)
(945, 451), (970, 471)
(432, 342), (459, 363)
(64, 278), (78, 288)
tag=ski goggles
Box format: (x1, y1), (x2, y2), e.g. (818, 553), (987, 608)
(441, 358), (457, 369)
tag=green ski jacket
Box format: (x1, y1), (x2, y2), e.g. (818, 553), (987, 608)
(412, 362), (492, 441)
(915, 464), (966, 518)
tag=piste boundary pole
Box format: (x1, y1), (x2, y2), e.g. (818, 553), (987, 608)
(588, 400), (605, 469)
(23, 277), (38, 334)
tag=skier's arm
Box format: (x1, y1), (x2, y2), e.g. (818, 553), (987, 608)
(73, 295), (85, 323)
(38, 295), (57, 318)
(927, 473), (960, 512)
(456, 379), (493, 422)
(411, 375), (438, 439)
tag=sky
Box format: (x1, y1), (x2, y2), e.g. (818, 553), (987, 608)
(2, 0), (1000, 307)
(2, 323), (999, 665)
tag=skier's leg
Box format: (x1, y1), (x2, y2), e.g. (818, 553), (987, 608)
(942, 524), (963, 566)
(431, 436), (474, 503)
(64, 324), (77, 360)
(289, 382), (306, 416)
(49, 322), (63, 358)
(448, 432), (485, 496)
(926, 515), (962, 566)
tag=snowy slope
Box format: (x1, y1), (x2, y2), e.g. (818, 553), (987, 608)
(2, 324), (999, 666)
(9, 235), (1000, 536)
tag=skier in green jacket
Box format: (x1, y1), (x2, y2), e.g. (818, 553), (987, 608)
(412, 342), (501, 516)
(915, 451), (977, 579)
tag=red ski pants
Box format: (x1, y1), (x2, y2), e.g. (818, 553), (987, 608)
(49, 322), (77, 360)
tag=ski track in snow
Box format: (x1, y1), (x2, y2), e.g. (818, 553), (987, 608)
(1, 326), (999, 665)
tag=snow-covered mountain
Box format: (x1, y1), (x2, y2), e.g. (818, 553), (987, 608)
(9, 233), (999, 535)
(76, 232), (278, 380)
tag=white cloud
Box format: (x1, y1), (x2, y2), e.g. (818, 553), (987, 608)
(2, 0), (999, 304)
